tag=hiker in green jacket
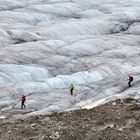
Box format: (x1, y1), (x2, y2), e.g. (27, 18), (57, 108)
(69, 84), (75, 95)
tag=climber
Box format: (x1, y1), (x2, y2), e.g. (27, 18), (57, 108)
(21, 95), (26, 109)
(128, 75), (133, 87)
(69, 83), (75, 95)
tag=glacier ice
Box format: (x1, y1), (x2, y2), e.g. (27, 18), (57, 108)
(0, 0), (140, 116)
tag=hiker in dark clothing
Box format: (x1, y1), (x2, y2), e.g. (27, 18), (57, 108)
(21, 95), (26, 108)
(70, 84), (75, 95)
(128, 75), (133, 87)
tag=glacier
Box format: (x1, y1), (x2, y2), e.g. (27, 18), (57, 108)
(0, 0), (140, 116)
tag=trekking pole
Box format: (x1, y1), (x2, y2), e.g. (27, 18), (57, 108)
(11, 99), (21, 109)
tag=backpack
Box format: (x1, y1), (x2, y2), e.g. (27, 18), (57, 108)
(21, 96), (26, 101)
(70, 84), (75, 90)
(130, 76), (133, 81)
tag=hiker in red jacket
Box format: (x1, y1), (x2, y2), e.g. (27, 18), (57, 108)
(21, 95), (26, 109)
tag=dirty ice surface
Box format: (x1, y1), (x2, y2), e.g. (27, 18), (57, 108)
(0, 0), (140, 117)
